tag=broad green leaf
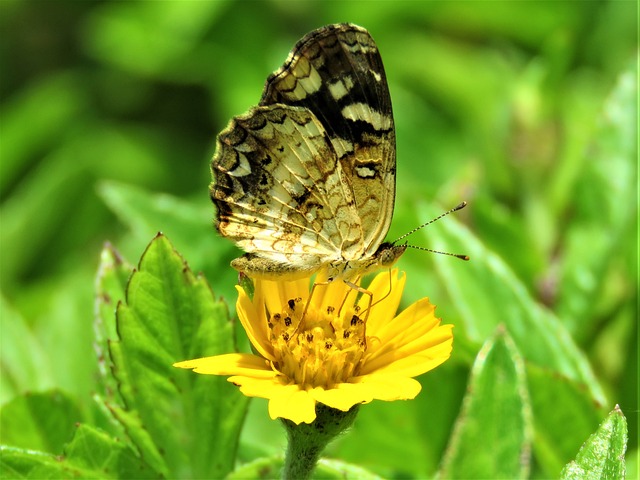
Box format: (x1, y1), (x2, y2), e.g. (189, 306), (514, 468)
(332, 399), (430, 478)
(424, 206), (605, 405)
(625, 448), (638, 480)
(332, 361), (468, 478)
(63, 424), (156, 478)
(227, 456), (381, 480)
(84, 1), (227, 77)
(0, 390), (81, 455)
(94, 243), (132, 403)
(0, 74), (87, 193)
(425, 210), (609, 477)
(99, 398), (166, 476)
(2, 268), (99, 402)
(110, 234), (249, 478)
(438, 329), (532, 479)
(527, 365), (607, 477)
(561, 405), (628, 480)
(314, 459), (382, 480)
(1, 119), (176, 291)
(0, 296), (53, 402)
(0, 446), (66, 479)
(0, 424), (156, 479)
(97, 181), (210, 244)
(96, 180), (239, 304)
(225, 456), (283, 480)
(557, 60), (638, 334)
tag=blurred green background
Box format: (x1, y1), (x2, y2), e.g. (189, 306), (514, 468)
(1, 0), (637, 478)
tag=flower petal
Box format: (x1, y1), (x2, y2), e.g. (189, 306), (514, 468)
(310, 384), (373, 411)
(312, 271), (353, 312)
(177, 269), (453, 423)
(269, 385), (317, 424)
(371, 337), (453, 377)
(370, 297), (437, 346)
(236, 286), (275, 361)
(227, 375), (317, 424)
(253, 278), (279, 324)
(351, 374), (422, 400)
(365, 298), (437, 361)
(259, 277), (309, 316)
(362, 297), (453, 376)
(173, 353), (274, 377)
(311, 374), (422, 411)
(364, 325), (454, 377)
(228, 373), (283, 397)
(365, 270), (406, 335)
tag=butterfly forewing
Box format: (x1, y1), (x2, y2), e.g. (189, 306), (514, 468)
(260, 24), (396, 253)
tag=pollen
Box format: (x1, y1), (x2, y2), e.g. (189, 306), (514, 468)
(267, 296), (366, 388)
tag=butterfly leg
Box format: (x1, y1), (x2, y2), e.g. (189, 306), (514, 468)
(300, 279), (327, 322)
(292, 278), (334, 338)
(367, 268), (395, 309)
(346, 269), (396, 327)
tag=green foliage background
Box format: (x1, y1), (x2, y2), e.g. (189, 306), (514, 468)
(1, 1), (637, 478)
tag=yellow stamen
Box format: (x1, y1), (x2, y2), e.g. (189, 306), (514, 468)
(268, 295), (367, 389)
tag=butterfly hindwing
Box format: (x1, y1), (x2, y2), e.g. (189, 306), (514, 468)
(212, 105), (366, 276)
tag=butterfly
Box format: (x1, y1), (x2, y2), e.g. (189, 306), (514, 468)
(210, 23), (407, 282)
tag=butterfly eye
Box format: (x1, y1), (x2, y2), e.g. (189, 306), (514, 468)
(375, 243), (406, 268)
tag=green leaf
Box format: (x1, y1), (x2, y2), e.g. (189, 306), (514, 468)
(99, 399), (165, 475)
(0, 390), (82, 455)
(0, 296), (53, 402)
(438, 328), (532, 479)
(1, 119), (175, 296)
(1, 268), (100, 402)
(0, 424), (156, 479)
(97, 181), (210, 247)
(63, 424), (156, 478)
(626, 448), (638, 480)
(0, 446), (65, 479)
(226, 456), (382, 480)
(527, 365), (607, 476)
(109, 233), (249, 478)
(226, 456), (282, 480)
(0, 74), (87, 193)
(94, 243), (132, 403)
(561, 405), (628, 480)
(331, 362), (469, 479)
(557, 60), (638, 334)
(423, 207), (606, 405)
(84, 1), (227, 77)
(96, 180), (239, 303)
(314, 459), (383, 480)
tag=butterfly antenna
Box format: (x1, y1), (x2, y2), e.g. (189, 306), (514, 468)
(392, 201), (469, 261)
(406, 245), (469, 261)
(393, 201), (467, 242)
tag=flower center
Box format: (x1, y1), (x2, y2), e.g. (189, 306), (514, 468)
(267, 297), (367, 388)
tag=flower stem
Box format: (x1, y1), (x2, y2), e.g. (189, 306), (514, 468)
(281, 404), (359, 479)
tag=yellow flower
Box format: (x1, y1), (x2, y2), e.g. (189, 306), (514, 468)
(174, 269), (453, 424)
